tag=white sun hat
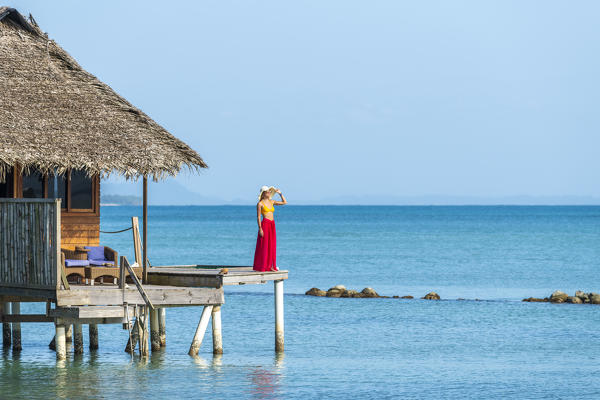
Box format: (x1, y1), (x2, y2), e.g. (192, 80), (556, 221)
(259, 186), (276, 200)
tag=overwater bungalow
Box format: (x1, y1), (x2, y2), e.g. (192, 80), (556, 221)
(0, 7), (287, 360)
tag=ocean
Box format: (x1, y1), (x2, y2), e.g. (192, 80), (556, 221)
(1, 206), (599, 399)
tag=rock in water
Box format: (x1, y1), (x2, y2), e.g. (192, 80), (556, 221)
(590, 294), (600, 305)
(401, 295), (414, 299)
(361, 288), (379, 298)
(522, 297), (548, 302)
(567, 296), (583, 304)
(549, 290), (568, 303)
(575, 291), (589, 302)
(422, 292), (440, 300)
(326, 285), (346, 297)
(305, 287), (326, 297)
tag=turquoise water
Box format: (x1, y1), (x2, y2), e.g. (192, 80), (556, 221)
(1, 206), (600, 399)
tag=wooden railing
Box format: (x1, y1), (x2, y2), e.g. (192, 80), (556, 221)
(0, 199), (61, 290)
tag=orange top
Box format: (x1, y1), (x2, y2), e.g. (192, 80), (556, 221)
(261, 204), (274, 214)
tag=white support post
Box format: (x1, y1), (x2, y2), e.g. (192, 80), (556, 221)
(55, 323), (66, 360)
(150, 308), (161, 351)
(211, 306), (223, 355)
(274, 279), (284, 353)
(188, 305), (213, 356)
(158, 308), (166, 347)
(65, 324), (73, 343)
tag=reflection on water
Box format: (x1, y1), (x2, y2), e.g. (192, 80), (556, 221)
(248, 354), (285, 400)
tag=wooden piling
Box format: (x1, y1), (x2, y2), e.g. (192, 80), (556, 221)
(188, 305), (213, 356)
(150, 308), (161, 351)
(2, 302), (11, 347)
(73, 324), (83, 354)
(158, 308), (166, 347)
(55, 323), (66, 360)
(11, 302), (21, 351)
(65, 324), (73, 343)
(211, 305), (223, 355)
(89, 324), (98, 350)
(274, 280), (284, 353)
(125, 318), (139, 354)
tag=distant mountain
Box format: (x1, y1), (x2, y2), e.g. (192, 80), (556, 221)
(101, 194), (142, 205)
(101, 180), (227, 205)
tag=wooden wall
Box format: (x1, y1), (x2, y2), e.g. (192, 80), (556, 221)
(60, 179), (100, 249)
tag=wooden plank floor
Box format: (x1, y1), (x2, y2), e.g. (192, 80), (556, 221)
(147, 266), (288, 287)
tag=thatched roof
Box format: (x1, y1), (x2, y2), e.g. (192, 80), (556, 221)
(0, 7), (207, 181)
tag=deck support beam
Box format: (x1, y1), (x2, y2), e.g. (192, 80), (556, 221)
(150, 308), (161, 351)
(11, 302), (21, 352)
(73, 324), (83, 354)
(89, 324), (98, 350)
(2, 302), (11, 347)
(158, 308), (166, 347)
(211, 306), (223, 355)
(188, 305), (213, 356)
(274, 280), (284, 353)
(55, 323), (66, 360)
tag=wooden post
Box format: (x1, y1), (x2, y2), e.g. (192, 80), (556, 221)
(2, 302), (11, 347)
(125, 318), (139, 354)
(89, 324), (99, 350)
(274, 280), (284, 353)
(158, 308), (166, 347)
(188, 305), (213, 356)
(11, 302), (21, 352)
(211, 306), (223, 355)
(73, 324), (83, 354)
(137, 306), (149, 357)
(65, 324), (73, 343)
(142, 176), (148, 284)
(55, 323), (66, 360)
(150, 308), (161, 351)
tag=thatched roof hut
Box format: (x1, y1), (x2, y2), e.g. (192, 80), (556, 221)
(0, 7), (207, 181)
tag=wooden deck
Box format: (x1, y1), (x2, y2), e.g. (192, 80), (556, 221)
(147, 266), (288, 288)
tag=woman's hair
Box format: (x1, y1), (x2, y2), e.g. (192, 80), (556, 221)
(260, 190), (270, 200)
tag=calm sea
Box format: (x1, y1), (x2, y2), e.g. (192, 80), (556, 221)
(1, 206), (599, 399)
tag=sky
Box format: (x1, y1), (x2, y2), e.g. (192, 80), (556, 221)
(10, 1), (600, 203)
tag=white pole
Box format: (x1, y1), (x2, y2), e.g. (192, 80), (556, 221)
(274, 279), (284, 352)
(211, 306), (223, 355)
(188, 305), (213, 356)
(158, 308), (166, 347)
(150, 308), (161, 351)
(55, 323), (66, 360)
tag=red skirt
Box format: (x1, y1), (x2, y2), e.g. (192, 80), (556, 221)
(253, 218), (277, 271)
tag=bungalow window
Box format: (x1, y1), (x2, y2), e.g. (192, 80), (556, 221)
(22, 171), (45, 198)
(0, 168), (14, 198)
(13, 168), (97, 214)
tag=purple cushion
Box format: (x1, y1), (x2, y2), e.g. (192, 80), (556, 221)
(85, 246), (105, 261)
(65, 259), (89, 267)
(89, 259), (116, 266)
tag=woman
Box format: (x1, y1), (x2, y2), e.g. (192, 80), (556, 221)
(253, 186), (287, 272)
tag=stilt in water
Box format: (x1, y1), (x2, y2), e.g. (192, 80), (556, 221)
(158, 308), (166, 347)
(1, 303), (11, 348)
(11, 302), (21, 352)
(150, 308), (161, 351)
(125, 318), (140, 354)
(89, 324), (99, 350)
(137, 306), (149, 357)
(188, 305), (213, 356)
(65, 324), (73, 343)
(73, 324), (83, 354)
(211, 306), (223, 355)
(274, 280), (284, 353)
(55, 323), (66, 360)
